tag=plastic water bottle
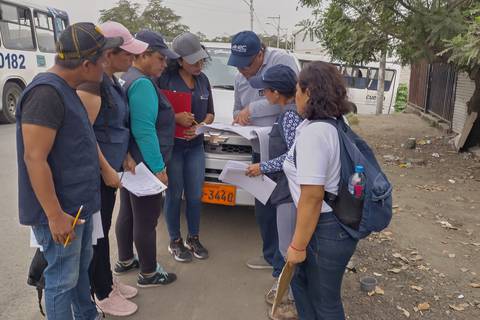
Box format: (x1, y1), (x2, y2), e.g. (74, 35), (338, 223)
(348, 165), (366, 200)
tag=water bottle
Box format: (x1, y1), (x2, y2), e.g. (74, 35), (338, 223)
(348, 165), (366, 200)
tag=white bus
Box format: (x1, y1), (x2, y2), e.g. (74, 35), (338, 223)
(294, 53), (402, 115)
(0, 0), (68, 123)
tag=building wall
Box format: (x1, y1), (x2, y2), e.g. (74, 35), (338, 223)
(452, 73), (475, 134)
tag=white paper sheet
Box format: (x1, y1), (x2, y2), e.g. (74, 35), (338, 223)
(119, 162), (167, 197)
(219, 161), (277, 205)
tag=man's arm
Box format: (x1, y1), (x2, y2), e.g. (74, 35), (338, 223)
(22, 124), (77, 244)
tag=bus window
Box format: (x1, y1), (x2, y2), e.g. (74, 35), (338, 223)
(34, 11), (55, 53)
(343, 67), (368, 89)
(368, 68), (396, 91)
(0, 3), (35, 50)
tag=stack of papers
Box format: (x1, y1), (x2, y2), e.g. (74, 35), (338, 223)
(119, 163), (167, 197)
(219, 161), (277, 205)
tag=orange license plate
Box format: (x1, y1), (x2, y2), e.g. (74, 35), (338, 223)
(201, 183), (236, 206)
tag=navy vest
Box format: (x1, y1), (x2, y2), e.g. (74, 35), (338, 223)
(158, 71), (210, 146)
(121, 67), (175, 167)
(93, 74), (130, 171)
(16, 73), (101, 225)
(267, 104), (299, 206)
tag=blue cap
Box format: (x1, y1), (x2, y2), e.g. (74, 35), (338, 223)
(135, 30), (180, 59)
(355, 165), (364, 173)
(249, 64), (297, 93)
(227, 31), (261, 68)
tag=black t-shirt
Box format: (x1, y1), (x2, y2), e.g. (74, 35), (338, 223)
(21, 85), (64, 129)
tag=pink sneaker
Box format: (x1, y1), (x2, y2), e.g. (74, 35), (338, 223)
(96, 287), (138, 316)
(114, 277), (138, 299)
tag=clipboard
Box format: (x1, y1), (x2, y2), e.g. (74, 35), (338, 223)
(161, 89), (192, 139)
(271, 262), (296, 316)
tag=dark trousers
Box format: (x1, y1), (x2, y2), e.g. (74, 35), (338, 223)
(253, 152), (285, 278)
(89, 180), (116, 300)
(116, 188), (163, 274)
(291, 212), (358, 320)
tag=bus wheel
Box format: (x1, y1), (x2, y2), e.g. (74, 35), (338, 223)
(1, 82), (22, 123)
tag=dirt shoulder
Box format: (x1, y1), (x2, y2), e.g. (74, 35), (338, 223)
(342, 113), (480, 320)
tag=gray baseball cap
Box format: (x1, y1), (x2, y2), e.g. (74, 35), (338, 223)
(172, 32), (209, 64)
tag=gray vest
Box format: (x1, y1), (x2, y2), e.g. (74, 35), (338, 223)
(121, 67), (175, 167)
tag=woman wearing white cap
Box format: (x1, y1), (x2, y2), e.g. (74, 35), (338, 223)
(158, 32), (214, 263)
(76, 21), (148, 316)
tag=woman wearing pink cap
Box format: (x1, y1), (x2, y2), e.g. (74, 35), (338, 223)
(77, 21), (148, 317)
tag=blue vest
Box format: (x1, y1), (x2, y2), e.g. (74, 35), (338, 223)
(158, 70), (210, 146)
(16, 72), (101, 225)
(267, 104), (299, 206)
(121, 67), (175, 166)
(93, 74), (130, 170)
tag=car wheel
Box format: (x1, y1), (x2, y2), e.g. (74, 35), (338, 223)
(1, 81), (22, 124)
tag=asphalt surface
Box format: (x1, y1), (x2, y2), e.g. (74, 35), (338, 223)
(0, 124), (274, 320)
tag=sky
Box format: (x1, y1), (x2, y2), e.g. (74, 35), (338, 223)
(34, 0), (314, 38)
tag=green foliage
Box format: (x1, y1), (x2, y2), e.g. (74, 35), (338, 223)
(297, 0), (477, 70)
(99, 0), (189, 39)
(394, 83), (408, 112)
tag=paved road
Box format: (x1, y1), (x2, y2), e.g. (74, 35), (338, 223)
(0, 124), (274, 320)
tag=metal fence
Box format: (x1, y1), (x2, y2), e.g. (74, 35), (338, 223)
(409, 60), (429, 110)
(408, 61), (457, 123)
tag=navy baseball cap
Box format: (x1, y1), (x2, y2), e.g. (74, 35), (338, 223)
(227, 31), (261, 68)
(135, 30), (180, 59)
(249, 64), (297, 93)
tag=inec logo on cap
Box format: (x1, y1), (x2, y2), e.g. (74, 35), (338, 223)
(231, 44), (247, 53)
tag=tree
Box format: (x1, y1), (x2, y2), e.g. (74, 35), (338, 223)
(195, 32), (208, 42)
(99, 0), (189, 38)
(141, 0), (189, 39)
(99, 0), (143, 33)
(297, 0), (478, 115)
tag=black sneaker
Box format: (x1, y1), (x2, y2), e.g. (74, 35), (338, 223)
(185, 235), (209, 259)
(113, 258), (139, 276)
(137, 264), (177, 288)
(168, 238), (193, 263)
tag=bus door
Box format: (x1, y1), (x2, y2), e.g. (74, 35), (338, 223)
(366, 67), (397, 114)
(342, 66), (369, 114)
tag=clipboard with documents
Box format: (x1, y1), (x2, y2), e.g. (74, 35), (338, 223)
(161, 89), (192, 139)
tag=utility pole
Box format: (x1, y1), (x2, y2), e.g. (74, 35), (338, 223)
(242, 0), (254, 31)
(267, 15), (280, 48)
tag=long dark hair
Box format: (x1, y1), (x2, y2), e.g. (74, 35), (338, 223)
(298, 61), (352, 119)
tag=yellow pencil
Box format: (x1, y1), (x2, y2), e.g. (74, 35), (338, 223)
(192, 119), (199, 125)
(63, 205), (83, 248)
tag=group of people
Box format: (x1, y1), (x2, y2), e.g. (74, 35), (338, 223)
(17, 20), (358, 320)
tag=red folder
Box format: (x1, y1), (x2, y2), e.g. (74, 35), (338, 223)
(161, 89), (192, 139)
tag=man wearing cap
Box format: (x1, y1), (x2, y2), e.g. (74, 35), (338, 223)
(16, 23), (122, 319)
(227, 31), (299, 287)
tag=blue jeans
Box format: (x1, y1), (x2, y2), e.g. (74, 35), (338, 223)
(32, 217), (98, 320)
(291, 212), (358, 320)
(252, 152), (285, 278)
(165, 142), (205, 240)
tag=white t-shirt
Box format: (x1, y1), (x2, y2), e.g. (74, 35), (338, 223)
(283, 119), (341, 212)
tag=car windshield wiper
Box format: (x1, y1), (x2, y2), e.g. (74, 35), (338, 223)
(212, 85), (234, 90)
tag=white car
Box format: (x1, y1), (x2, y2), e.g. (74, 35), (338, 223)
(201, 43), (299, 207)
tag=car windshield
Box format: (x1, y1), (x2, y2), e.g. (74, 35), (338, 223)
(204, 47), (238, 90)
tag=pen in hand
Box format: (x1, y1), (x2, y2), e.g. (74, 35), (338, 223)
(63, 205), (83, 248)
